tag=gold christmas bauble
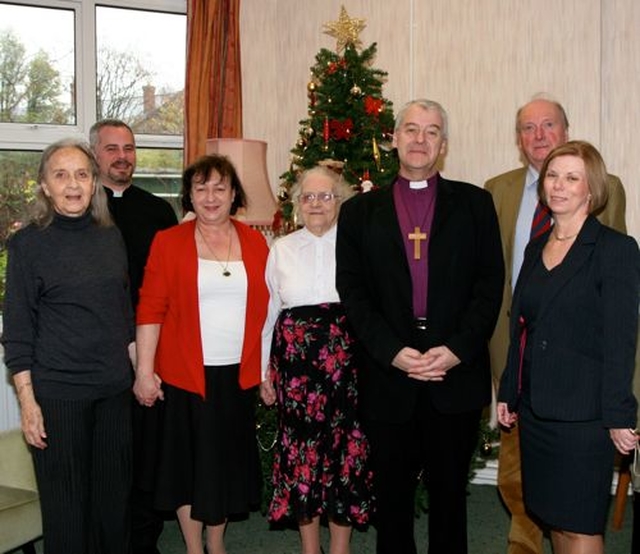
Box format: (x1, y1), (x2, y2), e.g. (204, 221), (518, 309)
(307, 81), (316, 92)
(350, 84), (362, 97)
(277, 188), (289, 202)
(480, 441), (493, 457)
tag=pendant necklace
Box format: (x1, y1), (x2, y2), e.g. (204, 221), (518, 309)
(196, 224), (233, 277)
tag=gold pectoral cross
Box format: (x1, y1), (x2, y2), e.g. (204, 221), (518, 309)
(408, 226), (427, 260)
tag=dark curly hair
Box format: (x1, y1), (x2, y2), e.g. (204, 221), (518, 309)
(181, 154), (247, 215)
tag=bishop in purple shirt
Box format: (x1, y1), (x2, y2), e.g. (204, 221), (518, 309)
(336, 99), (504, 554)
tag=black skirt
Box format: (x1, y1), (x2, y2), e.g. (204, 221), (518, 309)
(520, 400), (615, 534)
(154, 364), (261, 525)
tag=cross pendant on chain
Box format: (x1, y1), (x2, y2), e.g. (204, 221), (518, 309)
(408, 226), (427, 260)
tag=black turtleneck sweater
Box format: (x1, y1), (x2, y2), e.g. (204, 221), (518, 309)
(2, 212), (134, 400)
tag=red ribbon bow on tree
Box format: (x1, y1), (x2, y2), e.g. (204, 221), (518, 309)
(364, 96), (383, 116)
(329, 118), (354, 140)
(326, 58), (347, 75)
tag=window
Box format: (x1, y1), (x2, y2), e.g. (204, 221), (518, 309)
(0, 150), (39, 238)
(95, 6), (186, 136)
(135, 147), (183, 213)
(0, 0), (187, 250)
(0, 3), (75, 125)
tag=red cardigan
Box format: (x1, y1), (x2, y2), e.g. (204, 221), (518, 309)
(136, 218), (269, 397)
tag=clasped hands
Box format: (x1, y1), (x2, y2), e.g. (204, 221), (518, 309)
(133, 372), (164, 407)
(393, 345), (460, 381)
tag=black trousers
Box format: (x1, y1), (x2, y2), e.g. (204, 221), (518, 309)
(32, 390), (132, 554)
(363, 388), (481, 554)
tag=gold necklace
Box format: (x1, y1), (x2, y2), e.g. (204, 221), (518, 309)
(196, 224), (233, 277)
(552, 229), (578, 242)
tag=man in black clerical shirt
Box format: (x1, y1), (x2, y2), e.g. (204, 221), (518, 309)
(90, 119), (178, 554)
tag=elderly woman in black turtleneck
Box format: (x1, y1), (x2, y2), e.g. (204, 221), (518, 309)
(2, 138), (134, 554)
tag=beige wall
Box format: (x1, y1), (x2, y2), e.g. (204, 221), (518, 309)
(241, 0), (639, 239)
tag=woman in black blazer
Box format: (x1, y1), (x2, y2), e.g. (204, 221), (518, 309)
(497, 141), (639, 554)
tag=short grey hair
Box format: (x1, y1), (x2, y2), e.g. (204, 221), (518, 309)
(394, 99), (449, 139)
(290, 165), (354, 221)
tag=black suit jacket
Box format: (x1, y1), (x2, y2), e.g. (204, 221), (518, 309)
(498, 216), (639, 427)
(336, 177), (504, 422)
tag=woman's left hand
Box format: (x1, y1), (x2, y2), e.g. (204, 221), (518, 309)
(609, 427), (638, 455)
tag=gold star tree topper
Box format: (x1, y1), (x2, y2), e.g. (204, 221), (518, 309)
(322, 6), (367, 53)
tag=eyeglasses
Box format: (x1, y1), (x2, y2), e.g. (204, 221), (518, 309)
(299, 192), (340, 204)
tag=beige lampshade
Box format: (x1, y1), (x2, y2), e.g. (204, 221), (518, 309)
(205, 138), (277, 227)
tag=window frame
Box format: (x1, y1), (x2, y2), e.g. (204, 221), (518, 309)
(0, 0), (187, 151)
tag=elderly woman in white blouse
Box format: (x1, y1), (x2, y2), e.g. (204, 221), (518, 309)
(260, 166), (373, 554)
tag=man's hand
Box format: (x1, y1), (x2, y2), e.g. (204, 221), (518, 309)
(403, 345), (460, 381)
(393, 347), (446, 381)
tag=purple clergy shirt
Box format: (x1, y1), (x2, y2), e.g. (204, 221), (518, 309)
(392, 174), (439, 318)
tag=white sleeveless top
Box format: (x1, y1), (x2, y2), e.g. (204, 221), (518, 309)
(197, 259), (247, 365)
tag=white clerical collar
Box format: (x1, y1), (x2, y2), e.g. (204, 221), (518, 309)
(409, 180), (428, 190)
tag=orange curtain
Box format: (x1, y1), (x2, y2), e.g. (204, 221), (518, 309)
(184, 0), (242, 165)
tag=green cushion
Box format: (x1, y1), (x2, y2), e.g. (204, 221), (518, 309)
(0, 485), (39, 511)
(0, 484), (41, 552)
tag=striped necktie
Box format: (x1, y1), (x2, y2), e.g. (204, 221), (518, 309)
(530, 200), (552, 239)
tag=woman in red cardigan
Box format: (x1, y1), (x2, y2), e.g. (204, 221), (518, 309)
(133, 154), (270, 554)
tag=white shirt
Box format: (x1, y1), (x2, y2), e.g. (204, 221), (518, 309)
(198, 259), (247, 365)
(512, 166), (540, 289)
(261, 225), (340, 378)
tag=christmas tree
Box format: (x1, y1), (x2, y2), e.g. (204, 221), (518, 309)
(260, 8), (496, 514)
(274, 6), (399, 233)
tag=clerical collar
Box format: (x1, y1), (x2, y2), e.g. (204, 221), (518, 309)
(397, 174), (439, 190)
(103, 184), (132, 198)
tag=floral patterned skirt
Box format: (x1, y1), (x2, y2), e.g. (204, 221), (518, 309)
(268, 303), (373, 527)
